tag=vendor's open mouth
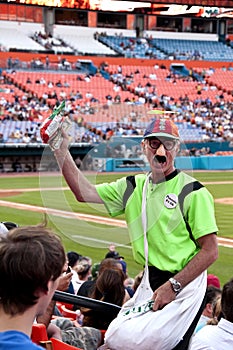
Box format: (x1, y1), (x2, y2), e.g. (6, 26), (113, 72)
(154, 155), (167, 164)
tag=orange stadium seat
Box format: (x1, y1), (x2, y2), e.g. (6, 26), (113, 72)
(50, 337), (82, 350)
(31, 323), (48, 344)
(31, 323), (82, 350)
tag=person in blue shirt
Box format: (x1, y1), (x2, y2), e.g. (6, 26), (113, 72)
(0, 224), (66, 350)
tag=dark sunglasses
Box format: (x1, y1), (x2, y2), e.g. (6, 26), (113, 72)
(148, 138), (177, 151)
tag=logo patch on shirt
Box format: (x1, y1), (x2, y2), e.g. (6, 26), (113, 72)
(164, 193), (178, 209)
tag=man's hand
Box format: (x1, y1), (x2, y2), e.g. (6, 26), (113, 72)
(57, 272), (73, 292)
(152, 281), (176, 311)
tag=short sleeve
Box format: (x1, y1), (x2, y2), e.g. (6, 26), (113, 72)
(96, 177), (128, 217)
(184, 187), (218, 240)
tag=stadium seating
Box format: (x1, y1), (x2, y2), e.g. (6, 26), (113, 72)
(150, 38), (233, 62)
(53, 25), (118, 56)
(97, 32), (233, 61)
(50, 337), (82, 350)
(31, 323), (82, 350)
(0, 27), (45, 52)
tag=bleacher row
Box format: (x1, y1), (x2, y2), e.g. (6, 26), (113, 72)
(3, 65), (233, 105)
(0, 63), (233, 143)
(0, 21), (233, 61)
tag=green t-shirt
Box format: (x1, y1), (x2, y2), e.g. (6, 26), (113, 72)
(96, 170), (218, 273)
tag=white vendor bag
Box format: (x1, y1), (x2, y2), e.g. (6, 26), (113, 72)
(104, 176), (207, 350)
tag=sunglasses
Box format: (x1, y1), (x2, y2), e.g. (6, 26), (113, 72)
(148, 138), (177, 151)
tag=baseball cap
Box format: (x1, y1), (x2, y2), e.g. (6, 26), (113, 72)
(143, 118), (179, 140)
(207, 274), (221, 288)
(105, 251), (124, 260)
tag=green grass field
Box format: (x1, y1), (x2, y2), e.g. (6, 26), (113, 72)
(0, 170), (232, 286)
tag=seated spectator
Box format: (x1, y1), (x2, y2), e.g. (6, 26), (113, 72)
(51, 318), (101, 350)
(81, 267), (128, 330)
(195, 285), (222, 333)
(189, 278), (233, 350)
(66, 251), (81, 285)
(73, 256), (92, 293)
(105, 250), (124, 260)
(0, 223), (66, 350)
(77, 258), (124, 299)
(206, 297), (223, 326)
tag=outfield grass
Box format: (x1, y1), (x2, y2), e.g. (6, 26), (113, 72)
(0, 171), (232, 286)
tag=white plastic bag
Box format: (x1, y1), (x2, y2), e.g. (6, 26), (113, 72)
(104, 270), (207, 350)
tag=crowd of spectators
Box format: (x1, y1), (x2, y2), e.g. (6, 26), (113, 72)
(31, 31), (70, 52)
(0, 61), (232, 148)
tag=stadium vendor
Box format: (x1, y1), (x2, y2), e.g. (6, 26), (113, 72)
(44, 115), (218, 348)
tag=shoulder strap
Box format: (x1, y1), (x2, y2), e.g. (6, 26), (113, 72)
(178, 181), (204, 242)
(123, 175), (136, 209)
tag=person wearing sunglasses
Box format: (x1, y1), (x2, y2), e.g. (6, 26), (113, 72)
(48, 115), (218, 349)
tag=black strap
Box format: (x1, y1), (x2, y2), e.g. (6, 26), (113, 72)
(178, 181), (204, 243)
(123, 175), (136, 209)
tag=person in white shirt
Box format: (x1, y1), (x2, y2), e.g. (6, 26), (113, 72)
(189, 278), (233, 350)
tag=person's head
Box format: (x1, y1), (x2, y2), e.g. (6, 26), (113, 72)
(141, 117), (180, 178)
(221, 278), (233, 322)
(0, 224), (66, 317)
(108, 243), (116, 252)
(99, 258), (123, 276)
(93, 268), (126, 306)
(203, 285), (222, 318)
(73, 256), (92, 280)
(207, 297), (223, 325)
(105, 250), (124, 260)
(67, 251), (82, 268)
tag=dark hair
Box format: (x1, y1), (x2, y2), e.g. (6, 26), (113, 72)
(67, 251), (81, 268)
(0, 224), (66, 316)
(99, 258), (123, 275)
(94, 268), (125, 305)
(82, 268), (125, 329)
(221, 278), (233, 322)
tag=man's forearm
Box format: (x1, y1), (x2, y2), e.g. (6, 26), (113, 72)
(54, 148), (103, 204)
(174, 233), (218, 288)
(152, 234), (218, 311)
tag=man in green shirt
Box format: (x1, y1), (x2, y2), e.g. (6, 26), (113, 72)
(44, 117), (218, 350)
(47, 115), (218, 348)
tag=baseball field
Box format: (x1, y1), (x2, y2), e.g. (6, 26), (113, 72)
(0, 170), (232, 286)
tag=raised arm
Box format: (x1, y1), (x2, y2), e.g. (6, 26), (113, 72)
(54, 131), (103, 204)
